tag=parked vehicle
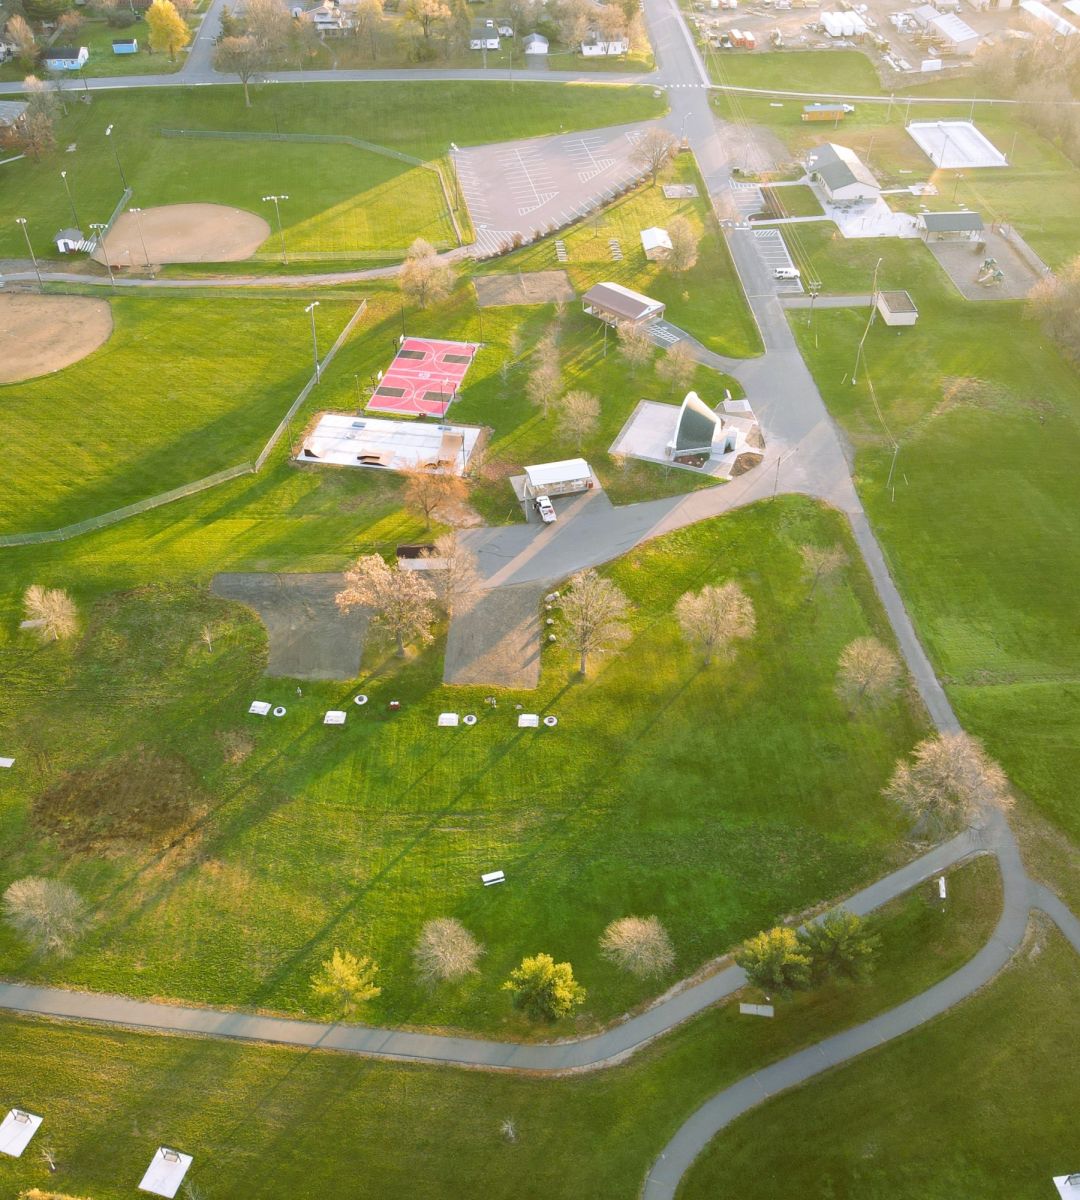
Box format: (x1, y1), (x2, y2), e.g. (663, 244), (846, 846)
(773, 266), (802, 280)
(533, 495), (557, 524)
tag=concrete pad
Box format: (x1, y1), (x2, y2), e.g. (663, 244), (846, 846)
(211, 573), (367, 681)
(443, 583), (545, 689)
(907, 121), (1007, 169)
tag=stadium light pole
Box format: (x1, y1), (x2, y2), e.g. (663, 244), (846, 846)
(15, 218), (42, 291)
(305, 301), (321, 383)
(128, 206), (154, 277)
(60, 170), (81, 231)
(262, 194), (289, 265)
(952, 172), (964, 204)
(89, 222), (115, 286)
(104, 124), (128, 191)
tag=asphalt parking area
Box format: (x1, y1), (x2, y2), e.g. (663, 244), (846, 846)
(751, 228), (804, 294)
(454, 121), (659, 257)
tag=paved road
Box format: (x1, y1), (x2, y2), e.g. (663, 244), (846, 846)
(0, 832), (979, 1069)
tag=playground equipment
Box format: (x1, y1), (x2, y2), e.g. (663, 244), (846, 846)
(976, 258), (1005, 286)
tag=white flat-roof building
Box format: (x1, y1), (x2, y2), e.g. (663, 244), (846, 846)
(876, 290), (919, 326)
(522, 458), (594, 497)
(298, 414), (482, 475)
(1020, 0), (1078, 33)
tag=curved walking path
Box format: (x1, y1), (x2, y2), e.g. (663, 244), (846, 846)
(0, 831), (978, 1069)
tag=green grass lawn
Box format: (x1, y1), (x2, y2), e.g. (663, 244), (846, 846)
(785, 226), (1080, 907)
(680, 919), (1078, 1200)
(705, 48), (885, 95)
(0, 856), (1001, 1200)
(0, 498), (927, 1033)
(761, 183), (823, 218)
(479, 155), (762, 360)
(0, 81), (665, 262)
(0, 291), (359, 535)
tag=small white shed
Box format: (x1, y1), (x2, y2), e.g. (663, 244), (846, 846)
(523, 31), (549, 53)
(523, 458), (594, 498)
(875, 290), (919, 326)
(640, 226), (673, 261)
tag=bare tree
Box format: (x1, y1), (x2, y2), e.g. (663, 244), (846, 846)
(595, 1), (627, 41)
(561, 568), (631, 675)
(553, 0), (591, 44)
(244, 0), (293, 58)
(352, 0), (384, 57)
(656, 340), (695, 396)
(500, 1118), (518, 1143)
(800, 543), (846, 601)
(426, 530), (478, 615)
(335, 554), (438, 657)
(633, 127), (679, 185)
(557, 389), (600, 450)
(402, 468), (468, 530)
(884, 732), (1012, 838)
(599, 915), (674, 978)
(836, 637), (901, 712)
(666, 216), (700, 272)
(618, 322), (653, 369)
(6, 16), (37, 68)
(526, 358), (561, 419)
(3, 877), (90, 958)
(21, 584), (78, 642)
(1027, 256), (1080, 366)
(20, 76), (58, 159)
(675, 581), (755, 666)
(213, 35), (264, 106)
(57, 9), (85, 37)
(404, 0), (451, 39)
(201, 624), (214, 653)
(413, 917), (484, 983)
(400, 237), (455, 308)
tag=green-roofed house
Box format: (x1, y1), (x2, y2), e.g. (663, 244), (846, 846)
(667, 391), (736, 465)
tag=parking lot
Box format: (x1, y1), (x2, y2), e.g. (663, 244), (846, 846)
(752, 227), (804, 293)
(454, 122), (659, 256)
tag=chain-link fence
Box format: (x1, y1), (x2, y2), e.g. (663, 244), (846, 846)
(0, 299), (368, 549)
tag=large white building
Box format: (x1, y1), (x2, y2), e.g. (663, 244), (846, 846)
(806, 143), (880, 203)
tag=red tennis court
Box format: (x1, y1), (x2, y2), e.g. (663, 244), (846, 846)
(367, 337), (480, 418)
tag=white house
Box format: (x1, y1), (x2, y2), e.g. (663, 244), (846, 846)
(470, 19), (501, 48)
(581, 36), (629, 55)
(42, 45), (89, 70)
(640, 226), (672, 261)
(292, 1), (352, 33)
(806, 142), (880, 202)
(495, 18), (514, 36)
(0, 100), (28, 132)
(523, 31), (549, 53)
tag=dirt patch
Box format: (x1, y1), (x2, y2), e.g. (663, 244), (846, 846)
(94, 203), (271, 267)
(211, 572), (368, 681)
(33, 747), (202, 855)
(474, 270), (575, 308)
(731, 451), (763, 477)
(444, 583), (545, 689)
(0, 294), (113, 384)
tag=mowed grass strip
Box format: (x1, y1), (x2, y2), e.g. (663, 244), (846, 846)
(680, 919), (1077, 1200)
(0, 857), (1001, 1200)
(0, 499), (925, 1033)
(0, 292), (357, 534)
(0, 82), (665, 260)
(786, 224), (1080, 885)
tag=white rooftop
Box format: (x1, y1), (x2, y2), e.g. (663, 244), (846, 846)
(523, 458), (592, 488)
(1021, 0), (1078, 33)
(298, 413), (481, 475)
(0, 1109), (42, 1158)
(1054, 1177), (1080, 1200)
(139, 1148), (193, 1198)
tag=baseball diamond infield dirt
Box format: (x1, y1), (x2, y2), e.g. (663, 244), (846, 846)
(93, 204), (271, 267)
(0, 294), (114, 384)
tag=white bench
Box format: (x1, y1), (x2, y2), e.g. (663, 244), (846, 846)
(938, 875), (947, 900)
(0, 1108), (43, 1158)
(0, 758), (13, 770)
(437, 713), (459, 727)
(138, 1147), (193, 1198)
(738, 1003), (775, 1018)
(517, 714), (539, 728)
(481, 870), (506, 886)
(248, 701), (271, 716)
(323, 710), (347, 726)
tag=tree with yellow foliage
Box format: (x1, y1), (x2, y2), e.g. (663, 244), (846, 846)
(146, 0), (191, 61)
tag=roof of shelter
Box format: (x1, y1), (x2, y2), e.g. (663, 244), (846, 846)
(806, 142), (879, 192)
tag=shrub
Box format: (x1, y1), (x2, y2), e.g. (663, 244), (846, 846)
(413, 917), (483, 984)
(599, 916), (675, 978)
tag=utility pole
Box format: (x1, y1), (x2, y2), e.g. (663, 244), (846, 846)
(852, 257), (882, 385)
(304, 300), (321, 382)
(15, 218), (42, 291)
(60, 170), (81, 230)
(89, 222), (115, 286)
(129, 206), (154, 276)
(104, 124), (128, 191)
(262, 194), (289, 265)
